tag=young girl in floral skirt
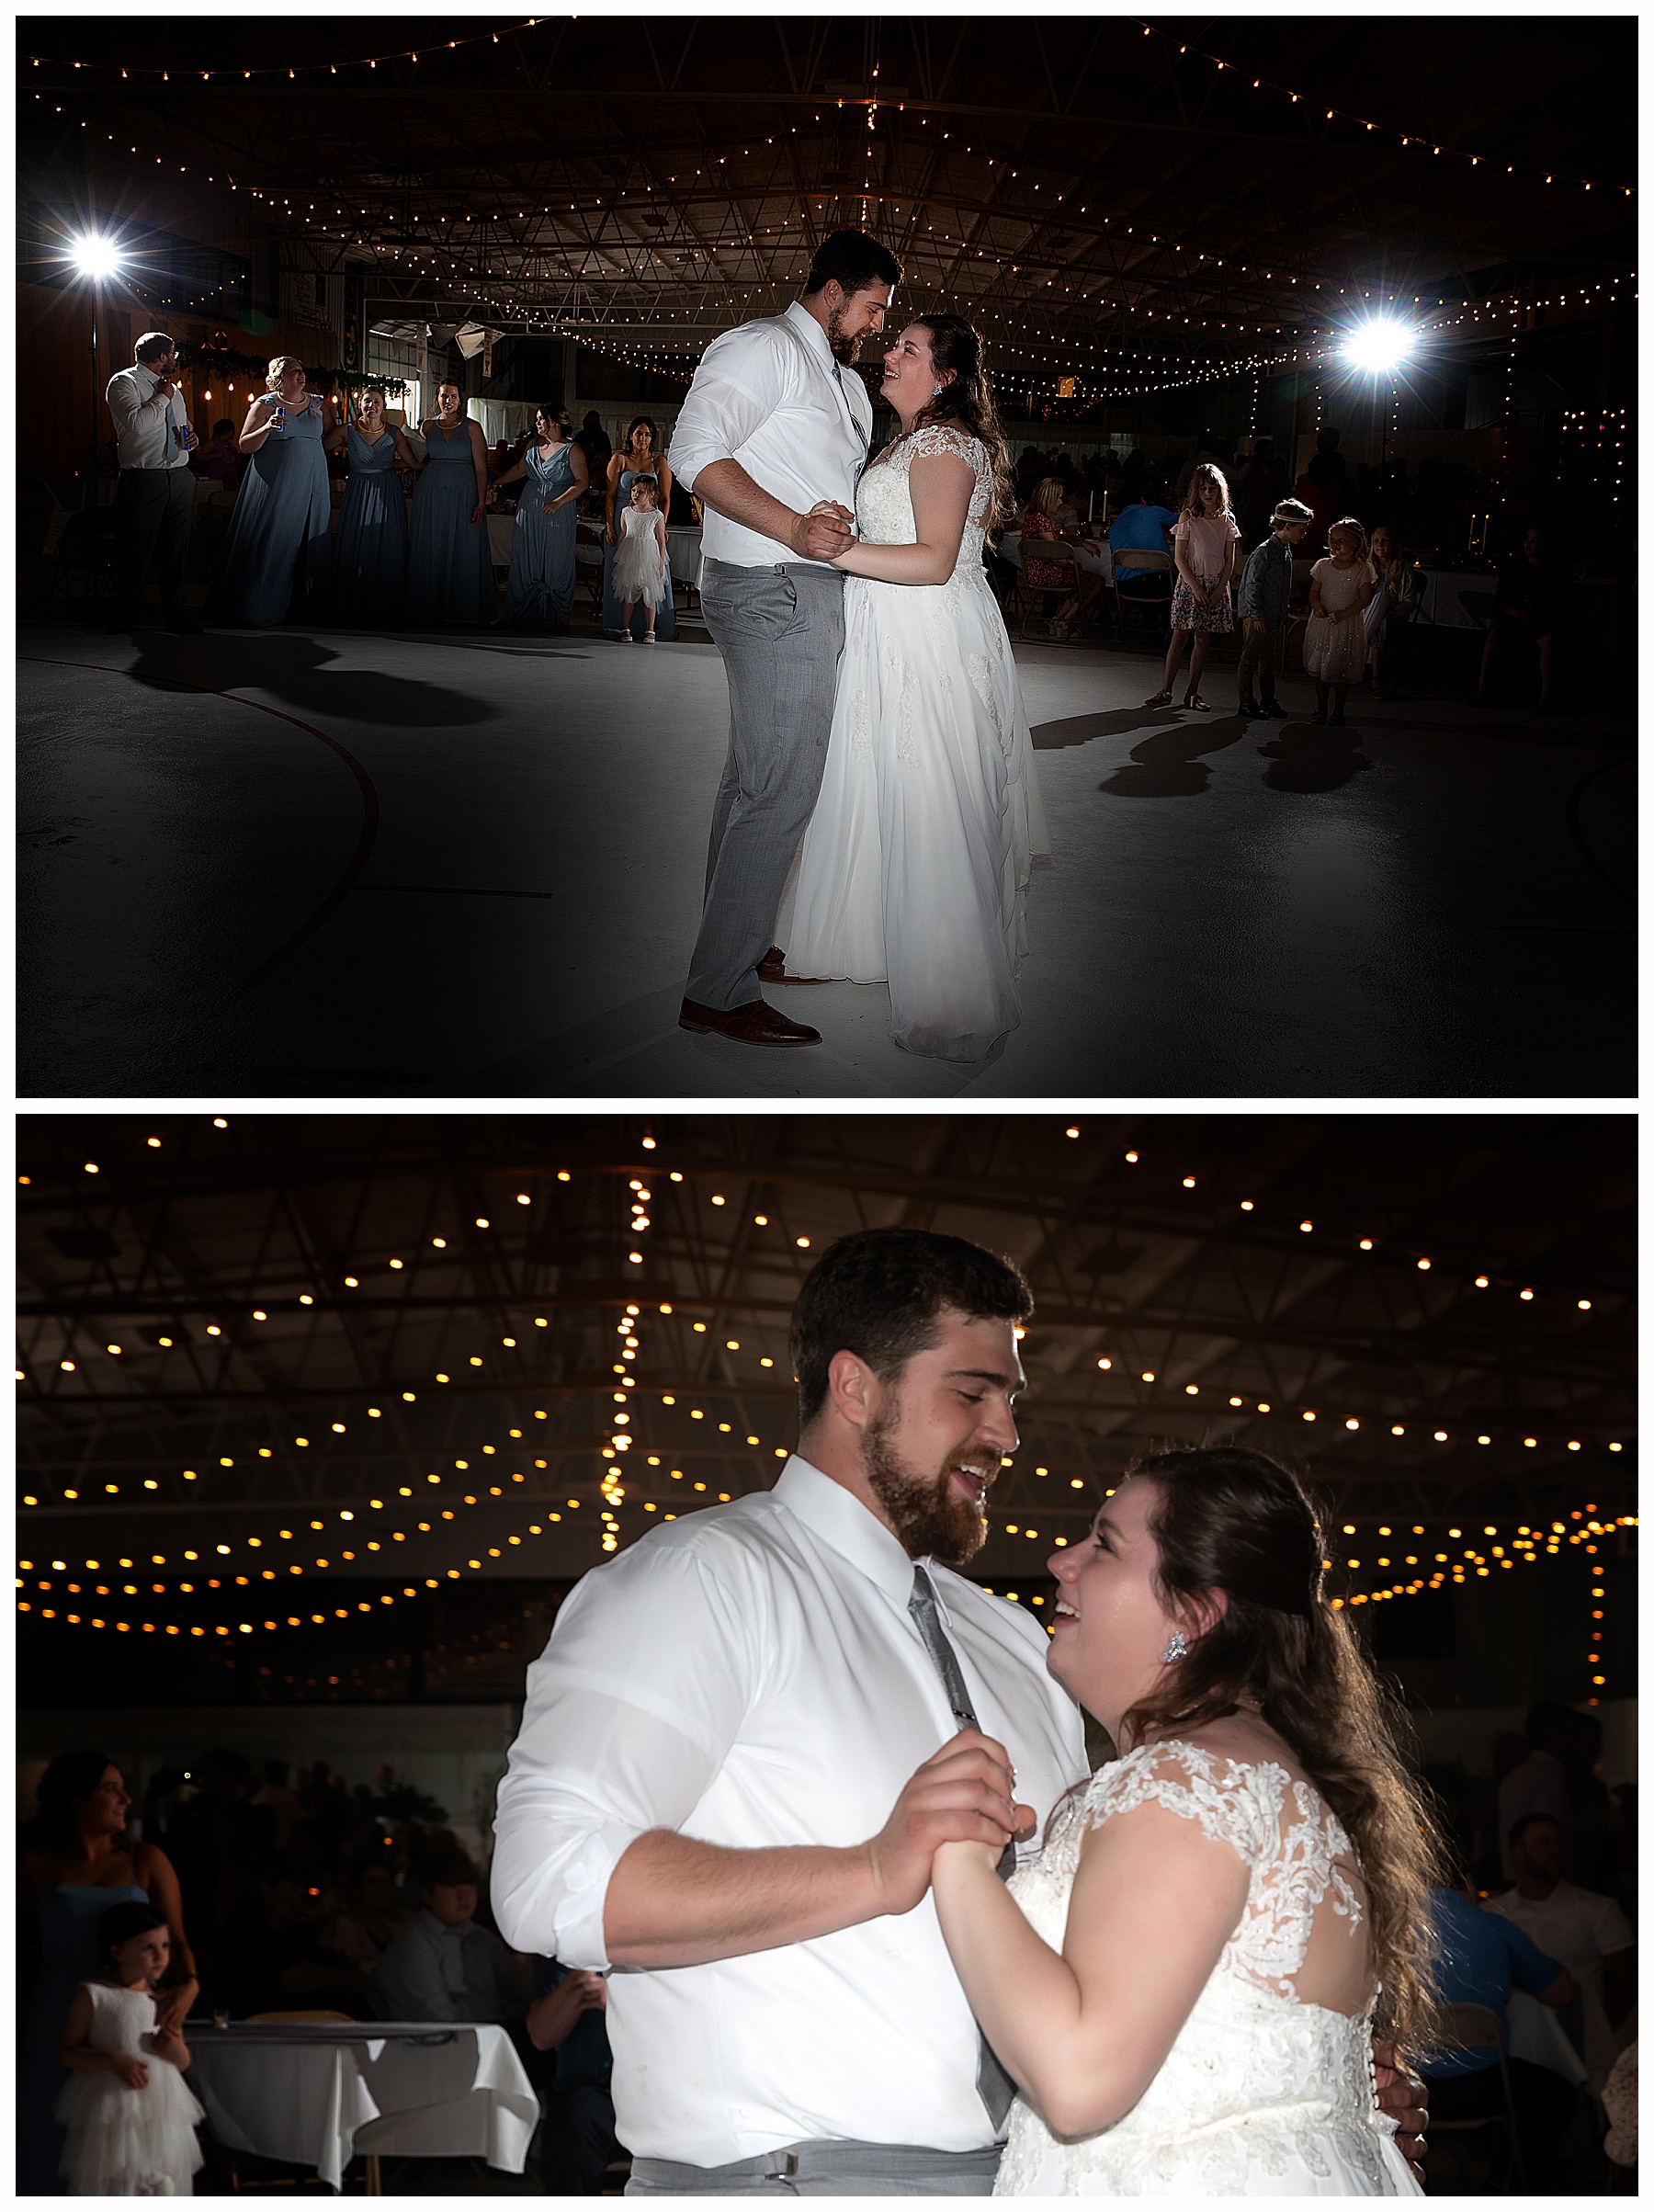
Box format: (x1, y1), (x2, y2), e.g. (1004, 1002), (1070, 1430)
(1146, 464), (1241, 712)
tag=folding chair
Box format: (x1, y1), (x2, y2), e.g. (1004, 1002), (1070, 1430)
(1426, 2002), (1526, 2194)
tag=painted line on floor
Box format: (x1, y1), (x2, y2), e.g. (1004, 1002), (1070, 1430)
(19, 654), (381, 1000)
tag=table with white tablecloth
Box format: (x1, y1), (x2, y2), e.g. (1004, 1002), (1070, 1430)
(1407, 566), (1619, 652)
(665, 523), (703, 590)
(186, 2022), (538, 2191)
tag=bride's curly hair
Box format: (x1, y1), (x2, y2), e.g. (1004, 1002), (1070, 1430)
(904, 314), (1014, 527)
(1112, 1445), (1442, 2060)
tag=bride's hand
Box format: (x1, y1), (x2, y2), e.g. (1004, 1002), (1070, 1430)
(865, 1727), (1031, 1917)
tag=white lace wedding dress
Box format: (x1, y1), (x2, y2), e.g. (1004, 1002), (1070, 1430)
(786, 425), (1049, 1061)
(993, 1743), (1422, 2196)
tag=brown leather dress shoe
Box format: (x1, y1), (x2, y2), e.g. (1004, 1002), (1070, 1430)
(679, 996), (821, 1046)
(757, 945), (829, 985)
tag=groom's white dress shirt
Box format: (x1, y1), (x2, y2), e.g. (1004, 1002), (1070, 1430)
(492, 1454), (1087, 2167)
(668, 301), (874, 571)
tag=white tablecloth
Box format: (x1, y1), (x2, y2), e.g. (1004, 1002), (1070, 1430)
(487, 515), (515, 570)
(1506, 1991), (1591, 2087)
(186, 2023), (538, 2190)
(1410, 566), (1617, 649)
(666, 524), (703, 589)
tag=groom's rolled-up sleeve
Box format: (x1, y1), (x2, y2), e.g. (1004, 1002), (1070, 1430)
(668, 325), (792, 493)
(489, 1533), (760, 1971)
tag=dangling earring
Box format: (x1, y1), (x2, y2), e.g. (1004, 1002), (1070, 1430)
(1161, 1629), (1188, 1663)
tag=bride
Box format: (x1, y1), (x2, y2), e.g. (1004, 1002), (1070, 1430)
(926, 1446), (1435, 2195)
(780, 315), (1048, 1061)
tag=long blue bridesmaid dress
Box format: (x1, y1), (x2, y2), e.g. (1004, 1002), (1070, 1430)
(332, 425), (406, 627)
(602, 468), (677, 641)
(503, 440), (579, 630)
(203, 397), (333, 626)
(18, 1880), (150, 2193)
(405, 419), (495, 628)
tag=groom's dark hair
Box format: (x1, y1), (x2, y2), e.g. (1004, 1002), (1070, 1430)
(804, 230), (902, 298)
(790, 1227), (1032, 1427)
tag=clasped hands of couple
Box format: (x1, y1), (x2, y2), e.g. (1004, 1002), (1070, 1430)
(789, 497), (859, 564)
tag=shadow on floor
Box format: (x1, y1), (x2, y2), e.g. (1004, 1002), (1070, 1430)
(1256, 721), (1376, 793)
(1097, 715), (1252, 798)
(1030, 705), (1184, 750)
(118, 630), (504, 729)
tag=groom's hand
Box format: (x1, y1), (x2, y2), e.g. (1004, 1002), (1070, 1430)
(865, 1729), (1034, 1917)
(790, 504), (854, 561)
(1371, 2039), (1427, 2183)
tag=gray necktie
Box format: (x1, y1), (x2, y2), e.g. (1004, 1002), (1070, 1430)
(909, 1564), (1018, 2128)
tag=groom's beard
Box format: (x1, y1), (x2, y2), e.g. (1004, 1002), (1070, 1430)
(863, 1408), (991, 1568)
(824, 304), (864, 366)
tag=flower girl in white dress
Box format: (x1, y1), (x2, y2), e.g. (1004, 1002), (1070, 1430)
(783, 315), (1048, 1061)
(57, 1902), (204, 2195)
(925, 1446), (1433, 2196)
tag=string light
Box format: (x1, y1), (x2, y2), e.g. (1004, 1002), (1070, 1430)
(1129, 20), (1633, 199)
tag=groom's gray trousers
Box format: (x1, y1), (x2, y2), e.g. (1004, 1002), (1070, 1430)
(685, 556), (846, 1012)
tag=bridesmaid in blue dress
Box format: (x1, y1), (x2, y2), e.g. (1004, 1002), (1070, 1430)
(404, 380), (495, 627)
(493, 406), (589, 631)
(326, 385), (420, 627)
(603, 415), (677, 641)
(203, 355), (334, 626)
(18, 1753), (199, 2193)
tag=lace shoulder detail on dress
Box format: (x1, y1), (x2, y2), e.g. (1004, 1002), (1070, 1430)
(1065, 1741), (1279, 1868)
(903, 424), (982, 468)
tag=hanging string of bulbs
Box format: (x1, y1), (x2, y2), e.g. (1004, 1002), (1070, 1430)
(27, 23), (546, 84)
(1128, 19), (1635, 199)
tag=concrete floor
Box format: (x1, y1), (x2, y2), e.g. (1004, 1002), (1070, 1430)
(18, 616), (1634, 1099)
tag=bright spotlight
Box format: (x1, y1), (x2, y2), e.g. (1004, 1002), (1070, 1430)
(70, 235), (125, 280)
(1341, 318), (1415, 375)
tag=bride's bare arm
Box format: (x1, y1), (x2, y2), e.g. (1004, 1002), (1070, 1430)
(832, 450), (975, 586)
(930, 1798), (1247, 2138)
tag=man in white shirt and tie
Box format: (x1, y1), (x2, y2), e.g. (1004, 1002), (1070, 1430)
(493, 1227), (1083, 2192)
(668, 232), (901, 1049)
(105, 329), (202, 633)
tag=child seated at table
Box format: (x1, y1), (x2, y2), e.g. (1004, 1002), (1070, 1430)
(57, 1901), (205, 2195)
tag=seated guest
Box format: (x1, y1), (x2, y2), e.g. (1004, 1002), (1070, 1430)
(1487, 1813), (1636, 2092)
(218, 1855), (374, 2019)
(1422, 1854), (1580, 2191)
(1100, 482), (1180, 624)
(525, 1959), (621, 2194)
(376, 1847), (531, 2022)
(1496, 1701), (1576, 1877)
(1016, 476), (1083, 637)
(323, 1855), (416, 1975)
(1475, 525), (1572, 712)
(194, 418), (241, 489)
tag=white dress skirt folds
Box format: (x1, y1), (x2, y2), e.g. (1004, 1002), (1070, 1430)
(787, 425), (1048, 1061)
(54, 1980), (205, 2195)
(993, 1744), (1422, 2197)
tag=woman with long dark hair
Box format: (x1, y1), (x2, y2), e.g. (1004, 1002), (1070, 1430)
(925, 1446), (1436, 2195)
(18, 1753), (200, 2193)
(780, 312), (1048, 1061)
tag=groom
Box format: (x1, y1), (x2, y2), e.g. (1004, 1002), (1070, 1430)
(492, 1228), (1430, 2192)
(668, 231), (901, 1047)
